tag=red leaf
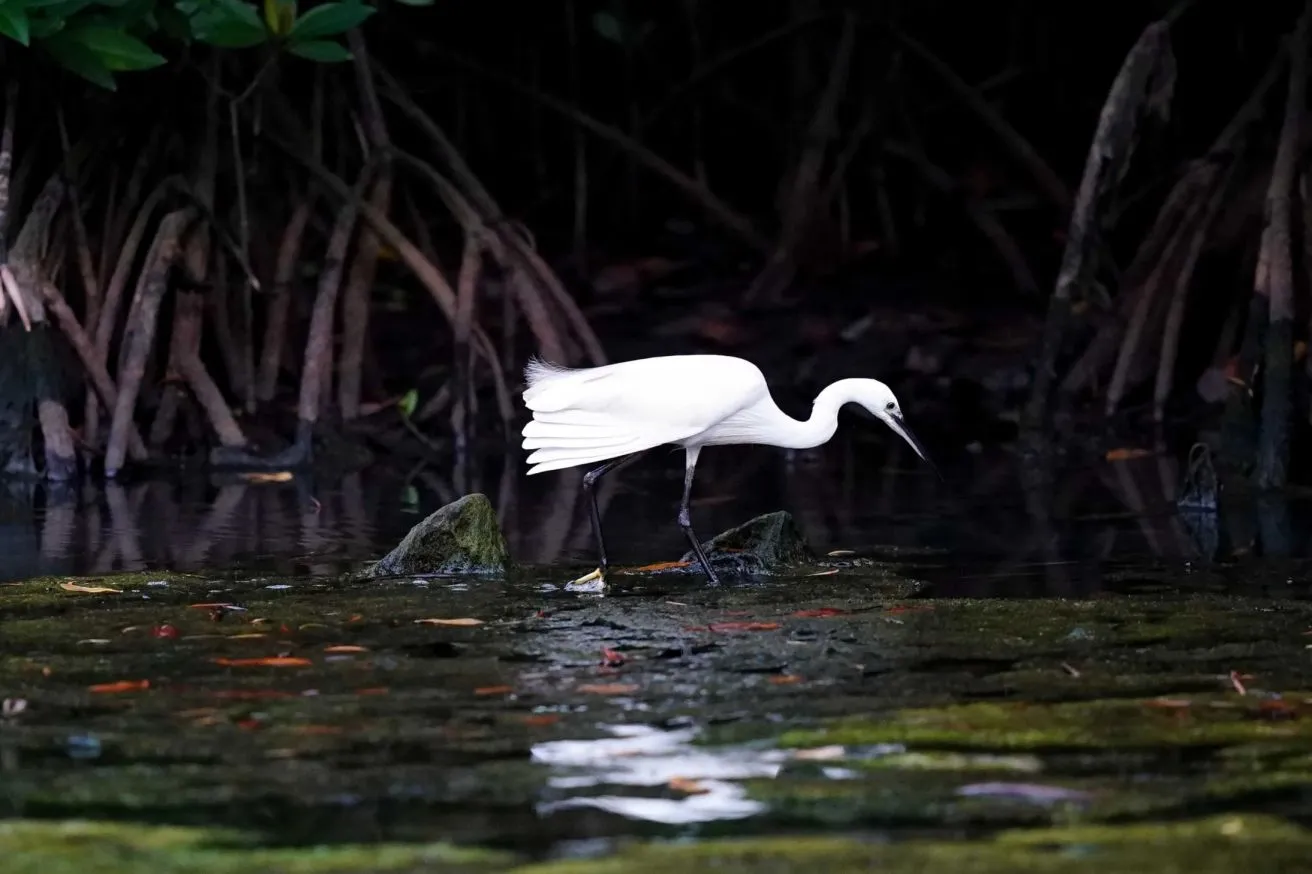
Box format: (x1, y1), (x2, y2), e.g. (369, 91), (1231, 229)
(791, 608), (847, 618)
(601, 647), (625, 667)
(89, 679), (150, 694)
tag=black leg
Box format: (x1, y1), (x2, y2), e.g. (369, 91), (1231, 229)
(677, 447), (720, 584)
(582, 452), (643, 573)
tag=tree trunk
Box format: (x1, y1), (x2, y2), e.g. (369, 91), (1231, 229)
(105, 209), (191, 477)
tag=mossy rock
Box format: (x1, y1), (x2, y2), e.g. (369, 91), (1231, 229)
(679, 510), (813, 575)
(368, 493), (511, 577)
(0, 819), (510, 874)
(779, 694), (1312, 752)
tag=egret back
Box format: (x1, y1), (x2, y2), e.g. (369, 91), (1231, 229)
(521, 355), (767, 474)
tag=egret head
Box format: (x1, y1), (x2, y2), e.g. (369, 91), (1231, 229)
(854, 380), (936, 472)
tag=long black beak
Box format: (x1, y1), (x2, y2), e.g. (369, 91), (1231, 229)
(883, 413), (942, 480)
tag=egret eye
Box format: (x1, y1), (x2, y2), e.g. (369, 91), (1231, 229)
(885, 402), (895, 411)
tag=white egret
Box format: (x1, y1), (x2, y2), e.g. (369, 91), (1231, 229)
(521, 354), (935, 583)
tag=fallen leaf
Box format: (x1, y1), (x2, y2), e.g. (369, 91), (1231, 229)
(60, 582), (121, 594)
(474, 685), (514, 696)
(668, 777), (709, 794)
(89, 679), (150, 693)
(576, 683), (638, 695)
(1105, 447), (1152, 462)
(211, 657), (312, 668)
(523, 714), (560, 727)
(791, 608), (847, 618)
(826, 549), (855, 557)
(1229, 670), (1248, 696)
(324, 645), (369, 653)
(601, 647), (625, 667)
(708, 621), (780, 633)
(152, 625), (180, 639)
(626, 560), (693, 573)
(769, 675), (803, 685)
(239, 471), (294, 483)
(806, 569), (840, 577)
(414, 617), (484, 627)
(1060, 662), (1081, 678)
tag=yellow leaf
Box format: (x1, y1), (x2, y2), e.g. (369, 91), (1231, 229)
(239, 471), (294, 483)
(60, 582), (120, 594)
(414, 617), (484, 627)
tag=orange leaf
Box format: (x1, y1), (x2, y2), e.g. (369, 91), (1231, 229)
(769, 675), (803, 685)
(577, 683), (638, 695)
(60, 582), (121, 594)
(212, 657), (312, 667)
(414, 617), (484, 627)
(89, 679), (150, 693)
(668, 777), (709, 794)
(708, 621), (780, 632)
(626, 560), (692, 573)
(474, 685), (514, 696)
(238, 471), (294, 483)
(1105, 447), (1152, 462)
(324, 645), (369, 653)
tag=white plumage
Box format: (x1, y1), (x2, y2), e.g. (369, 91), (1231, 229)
(520, 354), (933, 583)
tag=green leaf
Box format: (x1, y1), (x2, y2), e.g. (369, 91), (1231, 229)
(398, 388), (418, 418)
(30, 0), (95, 19)
(43, 30), (117, 89)
(190, 0), (266, 47)
(62, 24), (165, 70)
(0, 7), (30, 44)
(28, 14), (63, 36)
(262, 0), (294, 34)
(287, 36), (348, 61)
(155, 4), (190, 39)
(591, 10), (621, 43)
(287, 1), (372, 42)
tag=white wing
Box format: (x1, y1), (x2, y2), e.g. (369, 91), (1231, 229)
(521, 355), (766, 474)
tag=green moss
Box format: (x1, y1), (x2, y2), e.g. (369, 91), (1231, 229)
(512, 815), (1312, 873)
(0, 819), (512, 874)
(779, 695), (1312, 751)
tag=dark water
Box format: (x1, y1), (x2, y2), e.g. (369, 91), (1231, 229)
(2, 434), (1250, 585)
(5, 436), (1312, 871)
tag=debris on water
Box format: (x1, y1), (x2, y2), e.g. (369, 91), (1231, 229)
(65, 735), (102, 760)
(567, 567), (607, 593)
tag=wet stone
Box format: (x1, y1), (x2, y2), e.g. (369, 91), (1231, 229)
(680, 510), (814, 575)
(368, 493), (512, 577)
